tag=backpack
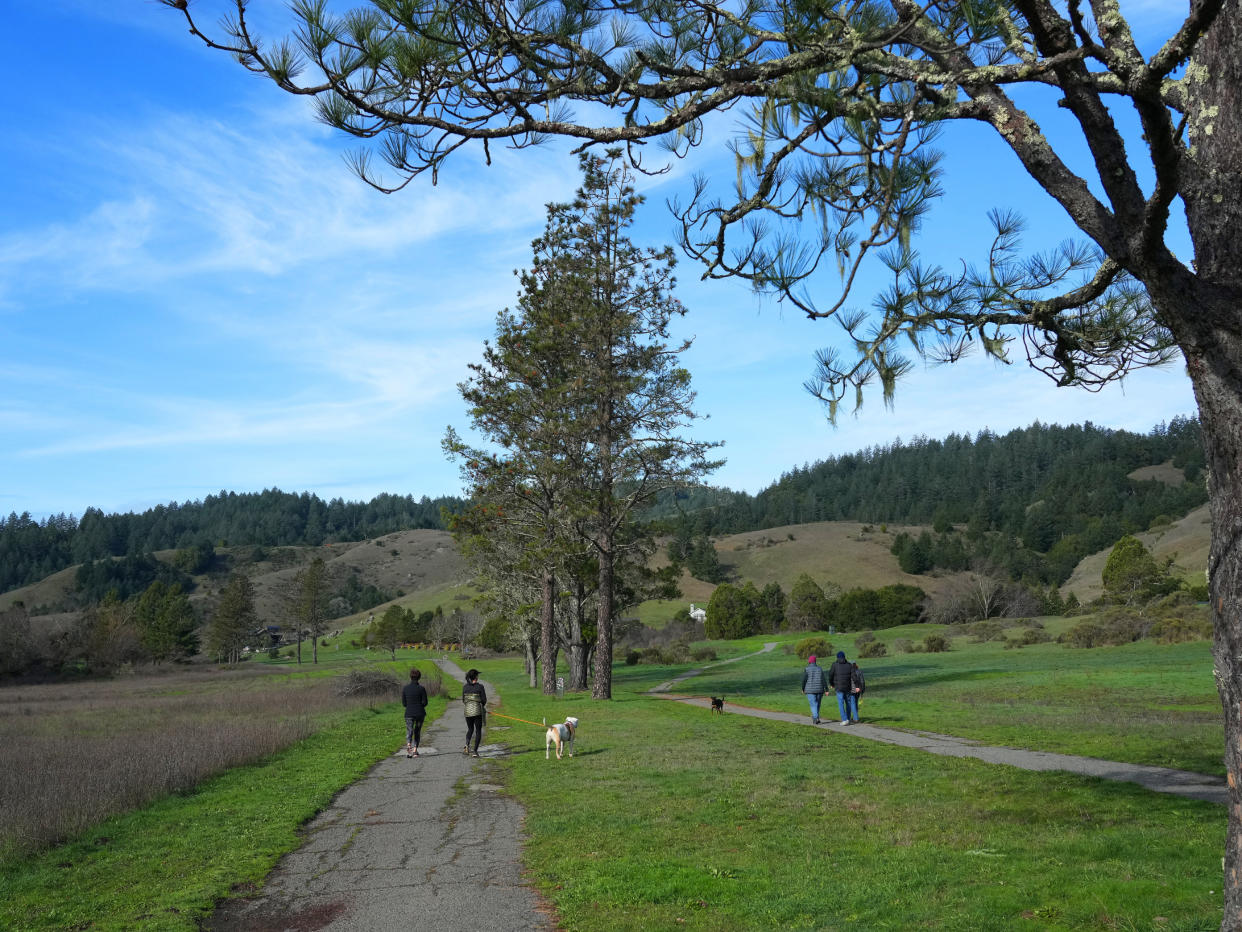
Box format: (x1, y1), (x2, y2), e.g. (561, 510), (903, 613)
(851, 666), (865, 695)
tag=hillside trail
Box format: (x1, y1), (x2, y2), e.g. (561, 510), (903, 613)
(649, 642), (1227, 806)
(205, 659), (553, 932)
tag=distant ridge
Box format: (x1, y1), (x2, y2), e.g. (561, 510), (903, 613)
(2, 417), (1206, 600)
(0, 489), (467, 597)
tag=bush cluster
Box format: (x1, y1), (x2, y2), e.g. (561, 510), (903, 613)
(793, 636), (833, 661)
(625, 641), (715, 666)
(1060, 594), (1212, 649)
(857, 639), (887, 658)
(1059, 609), (1152, 648)
(1004, 625), (1052, 649)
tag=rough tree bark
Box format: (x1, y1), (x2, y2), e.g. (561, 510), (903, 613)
(1180, 5), (1242, 914)
(540, 568), (557, 695)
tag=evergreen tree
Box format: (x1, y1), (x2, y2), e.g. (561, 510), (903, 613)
(373, 604), (405, 660)
(448, 153), (719, 699)
(685, 536), (726, 584)
(1102, 536), (1177, 605)
(293, 557), (330, 663)
(756, 582), (787, 634)
(208, 573), (256, 664)
(134, 580), (198, 662)
(786, 575), (830, 631)
(704, 583), (757, 640)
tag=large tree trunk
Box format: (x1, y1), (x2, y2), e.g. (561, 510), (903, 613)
(1187, 342), (1242, 929)
(540, 568), (557, 695)
(1180, 5), (1242, 925)
(568, 579), (589, 690)
(524, 635), (538, 689)
(592, 540), (614, 699)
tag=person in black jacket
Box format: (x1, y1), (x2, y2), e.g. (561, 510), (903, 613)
(800, 654), (828, 724)
(402, 668), (429, 757)
(827, 651), (859, 725)
(462, 669), (487, 757)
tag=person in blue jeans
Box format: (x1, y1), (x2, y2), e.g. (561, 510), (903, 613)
(800, 654), (827, 724)
(828, 650), (859, 725)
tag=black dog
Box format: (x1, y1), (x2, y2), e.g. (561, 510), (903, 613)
(710, 697), (725, 715)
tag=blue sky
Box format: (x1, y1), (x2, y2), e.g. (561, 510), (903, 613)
(1, 1), (1198, 520)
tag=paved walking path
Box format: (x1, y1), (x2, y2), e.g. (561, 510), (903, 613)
(650, 642), (1228, 805)
(206, 640), (1223, 930)
(206, 660), (552, 932)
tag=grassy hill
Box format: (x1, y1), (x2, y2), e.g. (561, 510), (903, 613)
(5, 501), (1213, 640)
(1062, 502), (1210, 602)
(633, 521), (965, 627)
(0, 529), (474, 637)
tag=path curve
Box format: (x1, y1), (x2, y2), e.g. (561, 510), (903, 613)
(649, 648), (1227, 806)
(206, 660), (552, 932)
(649, 641), (778, 694)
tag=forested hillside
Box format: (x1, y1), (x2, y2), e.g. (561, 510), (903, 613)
(0, 490), (465, 597)
(1, 418), (1206, 600)
(655, 417), (1207, 587)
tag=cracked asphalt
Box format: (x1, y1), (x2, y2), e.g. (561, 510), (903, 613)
(206, 661), (553, 932)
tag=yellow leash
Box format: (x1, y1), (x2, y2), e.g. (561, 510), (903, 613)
(486, 709), (548, 729)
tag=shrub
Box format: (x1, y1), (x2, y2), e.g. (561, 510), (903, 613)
(625, 649), (641, 666)
(1151, 616), (1213, 644)
(637, 642), (695, 665)
(892, 637), (913, 654)
(857, 639), (887, 658)
(968, 620), (1005, 643)
(691, 646), (717, 662)
(854, 630), (877, 645)
(793, 636), (833, 661)
(1006, 627), (1052, 648)
(922, 633), (949, 653)
(336, 669), (400, 699)
(1059, 609), (1153, 648)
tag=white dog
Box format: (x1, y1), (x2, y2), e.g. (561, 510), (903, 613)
(545, 716), (579, 760)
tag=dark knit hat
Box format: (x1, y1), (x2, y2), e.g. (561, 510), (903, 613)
(836, 651), (846, 660)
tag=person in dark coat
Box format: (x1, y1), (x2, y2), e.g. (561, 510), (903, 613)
(800, 654), (827, 724)
(827, 650), (859, 725)
(402, 667), (429, 757)
(462, 668), (487, 757)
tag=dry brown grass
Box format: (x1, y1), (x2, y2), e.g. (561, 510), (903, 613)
(0, 529), (473, 632)
(718, 520), (957, 597)
(1062, 503), (1209, 602)
(0, 666), (388, 858)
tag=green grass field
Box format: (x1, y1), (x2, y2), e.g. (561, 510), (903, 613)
(665, 626), (1223, 775)
(479, 637), (1224, 931)
(0, 632), (1226, 930)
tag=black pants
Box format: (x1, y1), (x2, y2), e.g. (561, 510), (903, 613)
(465, 714), (484, 752)
(405, 716), (424, 747)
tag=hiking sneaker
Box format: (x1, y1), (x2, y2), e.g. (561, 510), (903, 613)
(471, 752), (481, 758)
(840, 720), (850, 726)
(812, 718), (820, 724)
(412, 749), (419, 757)
(463, 746), (470, 754)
